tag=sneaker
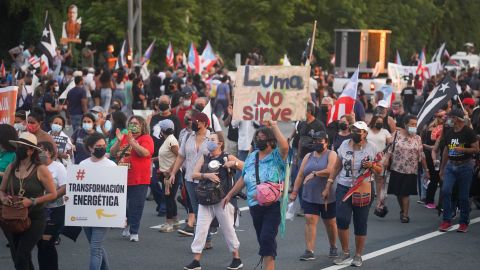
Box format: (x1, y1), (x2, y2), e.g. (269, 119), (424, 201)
(425, 203), (436, 209)
(122, 227), (130, 238)
(296, 209), (305, 217)
(457, 224), (468, 233)
(299, 250), (315, 261)
(227, 258), (243, 270)
(416, 199), (425, 204)
(159, 224), (175, 233)
(351, 255), (363, 267)
(129, 234), (139, 242)
(184, 260), (201, 270)
(203, 240), (213, 250)
(333, 251), (351, 265)
(209, 227), (218, 235)
(439, 221), (452, 232)
(328, 246), (338, 258)
(178, 224), (195, 236)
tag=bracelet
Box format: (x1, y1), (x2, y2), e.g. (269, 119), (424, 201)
(30, 198), (37, 207)
(327, 179), (334, 183)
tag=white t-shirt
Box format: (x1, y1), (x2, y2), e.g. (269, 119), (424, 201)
(80, 157), (117, 167)
(309, 77), (318, 94)
(336, 140), (377, 187)
(158, 134), (179, 172)
(46, 161), (67, 208)
(367, 128), (391, 154)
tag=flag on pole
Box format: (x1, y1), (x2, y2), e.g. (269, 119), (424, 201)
(166, 42), (174, 67)
(431, 42), (446, 63)
(328, 68), (359, 124)
(115, 37), (131, 71)
(0, 60), (5, 78)
(40, 54), (49, 75)
(38, 13), (57, 67)
(417, 75), (459, 130)
(141, 40), (155, 65)
(395, 50), (402, 65)
(28, 56), (40, 69)
(301, 38), (311, 65)
(187, 42), (200, 74)
(379, 84), (395, 106)
(416, 47), (429, 87)
(200, 41), (217, 72)
(182, 52), (187, 68)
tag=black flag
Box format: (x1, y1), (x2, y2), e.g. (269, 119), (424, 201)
(300, 38), (311, 65)
(417, 75), (459, 130)
(38, 13), (57, 67)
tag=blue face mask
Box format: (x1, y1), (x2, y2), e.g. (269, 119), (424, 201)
(51, 123), (62, 133)
(207, 140), (219, 152)
(407, 126), (417, 134)
(83, 122), (93, 131)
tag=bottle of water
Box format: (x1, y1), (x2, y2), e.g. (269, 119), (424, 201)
(434, 160), (441, 171)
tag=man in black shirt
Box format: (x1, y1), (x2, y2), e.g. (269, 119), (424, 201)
(439, 109), (479, 232)
(400, 80), (417, 114)
(391, 101), (408, 128)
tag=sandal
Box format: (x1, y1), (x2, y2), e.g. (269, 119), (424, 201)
(400, 216), (410, 223)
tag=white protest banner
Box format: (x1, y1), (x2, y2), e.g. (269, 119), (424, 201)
(232, 65), (310, 122)
(65, 164), (127, 227)
(387, 62), (442, 89)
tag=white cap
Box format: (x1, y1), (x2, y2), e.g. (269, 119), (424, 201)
(352, 121), (369, 131)
(85, 41), (92, 46)
(73, 70), (83, 77)
(377, 100), (389, 108)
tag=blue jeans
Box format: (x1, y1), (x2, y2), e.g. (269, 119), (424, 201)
(71, 114), (83, 132)
(84, 227), (109, 270)
(100, 88), (112, 112)
(126, 185), (148, 234)
(442, 161), (474, 225)
(185, 181), (211, 241)
(150, 165), (166, 214)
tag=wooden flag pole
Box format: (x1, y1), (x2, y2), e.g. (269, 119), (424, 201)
(308, 20), (317, 63)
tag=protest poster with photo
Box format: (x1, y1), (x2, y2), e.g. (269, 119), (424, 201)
(232, 65), (310, 122)
(0, 86), (18, 125)
(65, 165), (128, 227)
(53, 135), (69, 154)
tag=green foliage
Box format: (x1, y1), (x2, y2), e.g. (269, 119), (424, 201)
(2, 0), (480, 69)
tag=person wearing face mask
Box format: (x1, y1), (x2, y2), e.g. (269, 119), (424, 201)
(438, 109), (479, 232)
(90, 106), (112, 136)
(106, 111), (128, 160)
(36, 141), (67, 270)
(366, 116), (392, 212)
(223, 121), (289, 270)
(172, 90), (193, 129)
(48, 115), (73, 164)
(169, 113), (211, 237)
(26, 107), (58, 155)
(0, 132), (57, 270)
(332, 115), (354, 152)
(184, 133), (244, 270)
(329, 121), (382, 267)
(110, 116), (154, 242)
(132, 77), (146, 110)
(0, 124), (18, 183)
(193, 97), (223, 133)
(375, 100), (397, 133)
(385, 115), (430, 224)
(390, 101), (409, 129)
(14, 110), (27, 135)
(72, 113), (97, 164)
(79, 132), (117, 270)
(42, 80), (63, 131)
(290, 131), (338, 261)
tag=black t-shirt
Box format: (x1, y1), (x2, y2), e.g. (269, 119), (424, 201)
(297, 118), (326, 159)
(171, 91), (182, 108)
(443, 126), (477, 161)
(401, 87), (416, 107)
(149, 75), (163, 99)
(150, 113), (182, 157)
(132, 87), (145, 109)
(66, 87), (86, 115)
(42, 92), (57, 121)
(222, 113), (238, 142)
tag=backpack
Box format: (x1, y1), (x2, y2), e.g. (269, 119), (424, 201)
(195, 152), (232, 205)
(17, 86), (33, 111)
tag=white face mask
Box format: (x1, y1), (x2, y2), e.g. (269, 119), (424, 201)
(54, 86), (60, 92)
(183, 99), (192, 107)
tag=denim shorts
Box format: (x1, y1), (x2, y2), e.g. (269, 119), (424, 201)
(335, 184), (371, 236)
(303, 201), (336, 219)
(249, 201), (281, 258)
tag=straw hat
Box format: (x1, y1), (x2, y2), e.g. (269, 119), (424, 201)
(9, 132), (42, 151)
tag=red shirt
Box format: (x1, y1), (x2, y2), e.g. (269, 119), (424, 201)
(172, 105), (193, 128)
(118, 134), (154, 186)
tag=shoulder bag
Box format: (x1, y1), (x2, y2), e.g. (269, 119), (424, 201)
(0, 169), (31, 234)
(195, 154), (226, 205)
(254, 152), (283, 206)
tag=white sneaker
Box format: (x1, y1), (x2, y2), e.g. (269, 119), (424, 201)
(122, 227), (130, 238)
(130, 234), (139, 242)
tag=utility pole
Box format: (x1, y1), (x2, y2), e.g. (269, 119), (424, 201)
(128, 0), (142, 61)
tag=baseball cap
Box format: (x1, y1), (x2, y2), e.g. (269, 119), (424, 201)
(462, 98), (475, 106)
(448, 108), (465, 120)
(159, 119), (174, 131)
(90, 106), (105, 114)
(377, 100), (389, 108)
(192, 112), (210, 126)
(351, 121), (369, 131)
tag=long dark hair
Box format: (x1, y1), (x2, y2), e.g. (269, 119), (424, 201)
(13, 145), (41, 170)
(0, 124), (18, 152)
(109, 111), (127, 140)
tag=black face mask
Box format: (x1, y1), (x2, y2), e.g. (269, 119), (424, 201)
(93, 147), (106, 159)
(158, 103), (170, 111)
(374, 123), (383, 129)
(338, 122), (348, 130)
(195, 104), (205, 112)
(15, 146), (29, 161)
(255, 140), (268, 151)
(320, 105), (329, 113)
(191, 121), (200, 132)
(352, 133), (362, 143)
(309, 143), (325, 153)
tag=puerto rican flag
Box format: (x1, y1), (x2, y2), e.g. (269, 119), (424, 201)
(328, 68), (359, 124)
(40, 54), (49, 75)
(416, 47), (430, 87)
(166, 42), (174, 67)
(28, 56), (40, 69)
(200, 41), (217, 72)
(187, 42), (200, 74)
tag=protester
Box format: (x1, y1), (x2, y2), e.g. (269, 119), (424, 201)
(90, 106), (112, 136)
(72, 113), (97, 164)
(224, 121), (289, 270)
(184, 132), (244, 270)
(132, 78), (146, 110)
(193, 97), (223, 133)
(66, 76), (89, 132)
(172, 89), (194, 129)
(386, 115), (429, 223)
(213, 76), (231, 117)
(375, 100), (397, 133)
(331, 114), (354, 152)
(0, 124), (18, 183)
(110, 115), (154, 242)
(391, 101), (409, 129)
(106, 111), (128, 159)
(79, 132), (116, 270)
(330, 121), (382, 267)
(42, 80), (63, 131)
(14, 110), (27, 134)
(26, 107), (58, 154)
(48, 115), (73, 165)
(113, 69), (127, 109)
(400, 80), (417, 114)
(157, 120), (181, 232)
(37, 141), (67, 270)
(0, 132), (57, 270)
(290, 131), (338, 261)
(99, 70), (115, 112)
(439, 109), (479, 232)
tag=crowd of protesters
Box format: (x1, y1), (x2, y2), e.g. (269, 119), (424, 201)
(0, 42), (480, 270)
